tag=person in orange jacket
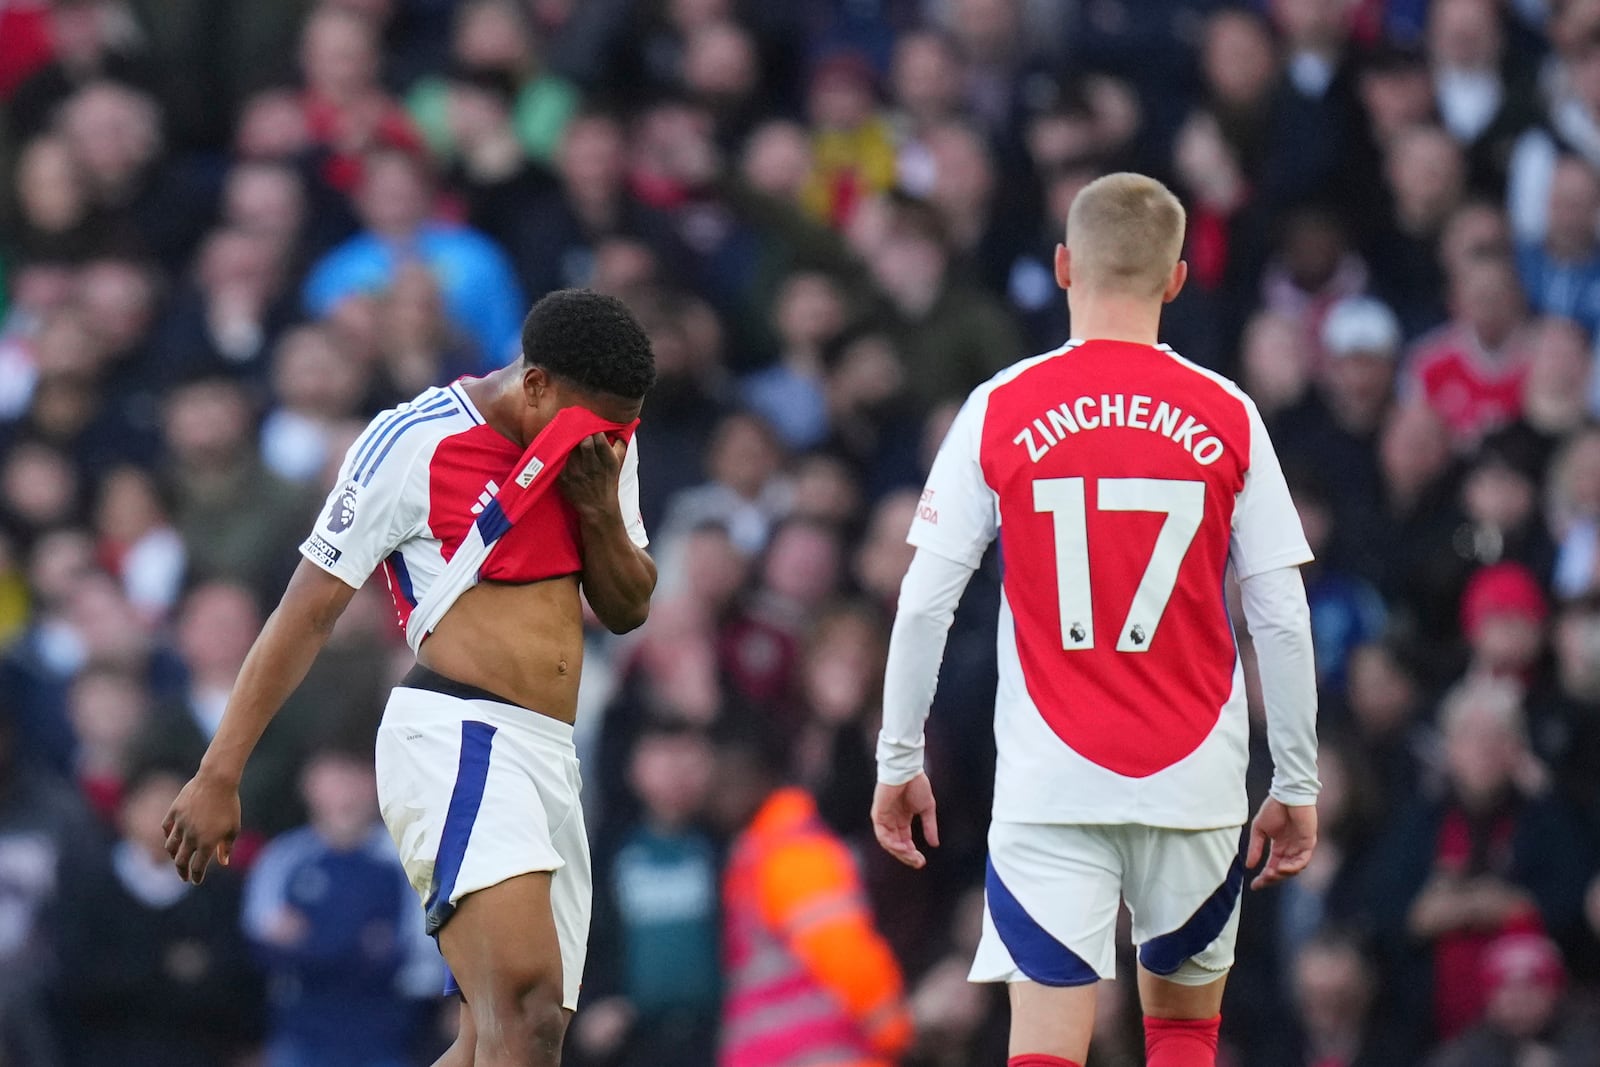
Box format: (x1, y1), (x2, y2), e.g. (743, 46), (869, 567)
(709, 717), (913, 1067)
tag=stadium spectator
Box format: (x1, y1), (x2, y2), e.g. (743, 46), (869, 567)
(6, 0), (151, 142)
(511, 111), (677, 301)
(1425, 0), (1535, 193)
(1459, 561), (1550, 683)
(90, 467), (181, 627)
(1260, 205), (1370, 352)
(738, 270), (848, 450)
(407, 0), (581, 167)
(1285, 932), (1399, 1067)
(296, 6), (424, 194)
(303, 146), (523, 366)
(1423, 931), (1600, 1067)
(720, 517), (844, 723)
(1516, 155), (1600, 335)
(861, 193), (1024, 410)
(65, 660), (151, 824)
(710, 718), (913, 1067)
(580, 719), (720, 1067)
(1279, 296), (1401, 537)
(1407, 256), (1533, 449)
(54, 756), (263, 1067)
(1338, 642), (1430, 808)
(1369, 124), (1466, 326)
(11, 134), (103, 264)
(803, 51), (896, 228)
(154, 226), (298, 383)
(1291, 475), (1388, 694)
(56, 80), (214, 271)
(1507, 18), (1600, 242)
(1539, 594), (1600, 826)
(1512, 317), (1593, 462)
(259, 325), (369, 485)
(159, 377), (315, 598)
(242, 746), (442, 1067)
(1241, 308), (1315, 422)
(1367, 677), (1596, 1046)
(435, 66), (554, 270)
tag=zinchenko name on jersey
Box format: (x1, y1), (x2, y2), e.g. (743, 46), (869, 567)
(1011, 393), (1226, 466)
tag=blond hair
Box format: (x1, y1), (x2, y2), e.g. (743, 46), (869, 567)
(1065, 172), (1186, 297)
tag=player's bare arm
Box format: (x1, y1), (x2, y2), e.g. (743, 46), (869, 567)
(560, 433), (657, 634)
(163, 559), (358, 884)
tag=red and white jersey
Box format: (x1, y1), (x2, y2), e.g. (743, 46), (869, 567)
(300, 380), (647, 631)
(911, 339), (1311, 828)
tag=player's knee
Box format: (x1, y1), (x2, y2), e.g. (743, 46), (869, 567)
(478, 974), (568, 1064)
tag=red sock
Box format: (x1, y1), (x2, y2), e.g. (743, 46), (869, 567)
(1008, 1057), (1081, 1067)
(1144, 1014), (1221, 1067)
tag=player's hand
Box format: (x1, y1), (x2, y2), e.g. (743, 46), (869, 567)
(872, 774), (940, 869)
(1246, 797), (1317, 890)
(559, 433), (626, 519)
(162, 771), (241, 885)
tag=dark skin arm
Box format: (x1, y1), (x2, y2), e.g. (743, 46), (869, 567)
(163, 560), (357, 883)
(559, 433), (657, 633)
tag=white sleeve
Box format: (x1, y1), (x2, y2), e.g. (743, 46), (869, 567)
(876, 547), (977, 785)
(618, 432), (648, 548)
(1239, 566), (1320, 805)
(298, 414), (427, 588)
(907, 389), (998, 567)
(1229, 396), (1314, 579)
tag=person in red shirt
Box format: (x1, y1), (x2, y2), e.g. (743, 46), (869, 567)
(298, 6), (424, 193)
(1405, 256), (1532, 450)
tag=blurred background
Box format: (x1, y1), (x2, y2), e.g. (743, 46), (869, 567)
(2, 0), (1600, 1064)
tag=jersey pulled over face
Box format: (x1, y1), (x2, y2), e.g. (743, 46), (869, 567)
(300, 380), (648, 631)
(912, 340), (1311, 828)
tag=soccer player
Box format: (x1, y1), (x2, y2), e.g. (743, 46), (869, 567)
(872, 173), (1320, 1067)
(163, 289), (658, 1067)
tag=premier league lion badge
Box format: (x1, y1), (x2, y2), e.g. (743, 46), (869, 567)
(325, 482), (359, 533)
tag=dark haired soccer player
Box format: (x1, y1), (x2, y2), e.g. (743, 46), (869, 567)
(164, 289), (659, 1066)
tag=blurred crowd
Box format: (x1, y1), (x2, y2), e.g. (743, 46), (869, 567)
(5, 0), (1600, 1065)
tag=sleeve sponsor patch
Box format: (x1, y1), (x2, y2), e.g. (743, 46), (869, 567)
(303, 534), (343, 569)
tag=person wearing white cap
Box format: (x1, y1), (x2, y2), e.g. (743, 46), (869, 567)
(1319, 295), (1403, 442)
(1269, 296), (1405, 549)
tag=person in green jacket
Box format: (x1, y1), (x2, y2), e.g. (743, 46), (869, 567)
(407, 0), (580, 167)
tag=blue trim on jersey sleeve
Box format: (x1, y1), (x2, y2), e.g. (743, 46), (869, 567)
(985, 857), (1100, 986)
(473, 498), (512, 543)
(387, 551), (417, 606)
(348, 407), (414, 476)
(359, 406), (461, 486)
(351, 394), (449, 475)
(424, 720), (497, 936)
(1137, 855), (1245, 976)
(353, 395), (456, 483)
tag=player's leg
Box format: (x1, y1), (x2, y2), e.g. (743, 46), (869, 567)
(439, 873), (569, 1067)
(375, 696), (589, 1067)
(1123, 825), (1245, 1067)
(973, 823), (1122, 1067)
(1007, 982), (1097, 1064)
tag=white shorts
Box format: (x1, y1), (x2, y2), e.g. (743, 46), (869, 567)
(971, 822), (1244, 987)
(374, 681), (591, 1010)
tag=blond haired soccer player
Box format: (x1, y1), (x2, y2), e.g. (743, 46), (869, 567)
(872, 173), (1319, 1067)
